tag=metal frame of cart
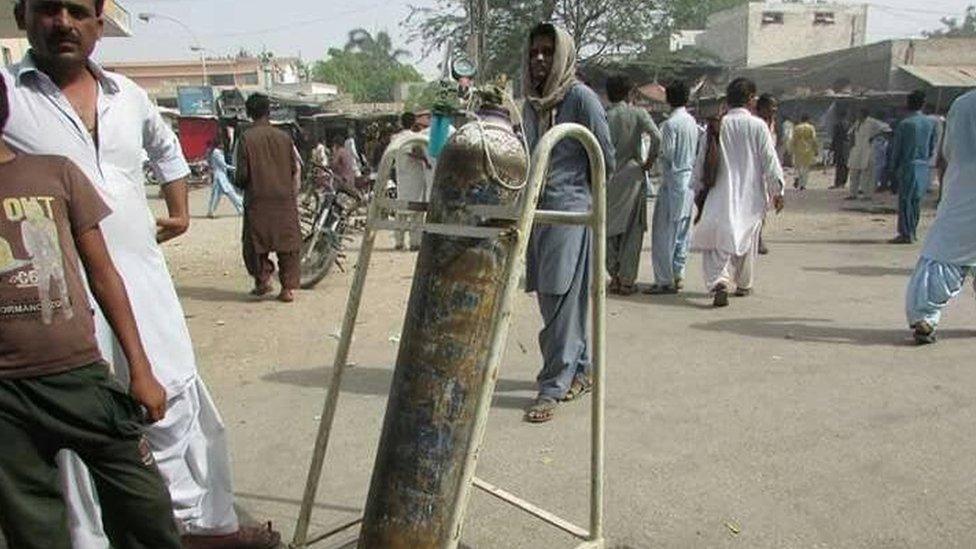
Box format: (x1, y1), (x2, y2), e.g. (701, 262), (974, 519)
(290, 123), (608, 549)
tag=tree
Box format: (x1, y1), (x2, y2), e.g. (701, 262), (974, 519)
(404, 0), (747, 81)
(312, 29), (423, 103)
(405, 0), (664, 81)
(924, 5), (976, 38)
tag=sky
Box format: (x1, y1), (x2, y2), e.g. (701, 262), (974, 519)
(96, 0), (972, 78)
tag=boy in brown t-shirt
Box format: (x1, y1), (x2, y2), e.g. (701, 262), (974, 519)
(0, 79), (181, 548)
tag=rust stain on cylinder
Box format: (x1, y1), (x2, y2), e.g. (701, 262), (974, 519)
(360, 112), (528, 548)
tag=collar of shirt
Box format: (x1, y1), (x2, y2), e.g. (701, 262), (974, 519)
(727, 107), (751, 117)
(15, 50), (120, 96)
(671, 106), (688, 116)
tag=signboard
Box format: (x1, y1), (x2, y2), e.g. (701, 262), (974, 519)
(177, 86), (216, 116)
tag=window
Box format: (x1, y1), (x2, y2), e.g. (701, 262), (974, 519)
(814, 12), (836, 25)
(208, 74), (235, 86)
(762, 11), (784, 25)
(241, 72), (259, 86)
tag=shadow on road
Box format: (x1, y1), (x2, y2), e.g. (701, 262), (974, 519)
(690, 316), (976, 347)
(804, 265), (914, 277)
(608, 290), (714, 310)
(263, 366), (537, 409)
(177, 285), (256, 303)
(765, 238), (896, 246)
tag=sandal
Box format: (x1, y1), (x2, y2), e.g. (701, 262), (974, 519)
(524, 397), (558, 423)
(182, 522), (281, 549)
(618, 283), (638, 296)
(561, 375), (593, 402)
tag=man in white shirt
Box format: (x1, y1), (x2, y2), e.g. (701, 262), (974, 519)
(3, 1), (279, 547)
(392, 111), (431, 251)
(691, 78), (785, 307)
(847, 108), (890, 200)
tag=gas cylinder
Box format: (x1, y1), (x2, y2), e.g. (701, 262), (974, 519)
(359, 105), (528, 548)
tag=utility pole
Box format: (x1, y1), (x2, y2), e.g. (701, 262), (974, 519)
(465, 0), (488, 72)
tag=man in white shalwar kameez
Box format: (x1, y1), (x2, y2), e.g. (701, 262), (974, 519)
(905, 90), (976, 345)
(691, 78), (785, 307)
(648, 80), (699, 294)
(847, 108), (890, 200)
(2, 1), (279, 547)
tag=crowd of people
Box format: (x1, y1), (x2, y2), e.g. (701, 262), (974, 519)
(0, 2), (972, 546)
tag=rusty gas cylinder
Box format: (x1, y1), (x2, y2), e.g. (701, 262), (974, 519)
(359, 107), (528, 548)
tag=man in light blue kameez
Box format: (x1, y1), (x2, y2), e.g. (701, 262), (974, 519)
(647, 81), (699, 295)
(207, 139), (243, 218)
(891, 90), (937, 244)
(522, 23), (615, 423)
(905, 90), (976, 345)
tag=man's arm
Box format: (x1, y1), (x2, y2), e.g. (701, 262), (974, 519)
(141, 91), (192, 243)
(75, 226), (167, 422)
(640, 109), (662, 170)
(759, 123), (786, 212)
(579, 89), (616, 179)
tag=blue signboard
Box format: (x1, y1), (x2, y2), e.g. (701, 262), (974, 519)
(177, 86), (216, 116)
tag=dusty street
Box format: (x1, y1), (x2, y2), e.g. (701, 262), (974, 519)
(90, 170), (976, 547)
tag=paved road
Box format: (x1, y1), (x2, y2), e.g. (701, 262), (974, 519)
(7, 170), (970, 549)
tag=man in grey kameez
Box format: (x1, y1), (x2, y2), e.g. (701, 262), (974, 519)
(522, 23), (615, 423)
(604, 74), (660, 295)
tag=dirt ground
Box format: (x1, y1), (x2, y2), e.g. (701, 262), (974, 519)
(7, 167), (974, 549)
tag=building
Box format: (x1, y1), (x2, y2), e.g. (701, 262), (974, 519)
(736, 37), (976, 110)
(0, 0), (132, 63)
(693, 1), (868, 68)
(102, 56), (333, 107)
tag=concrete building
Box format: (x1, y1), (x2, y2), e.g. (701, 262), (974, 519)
(736, 37), (976, 109)
(101, 56), (327, 106)
(0, 0), (132, 63)
(694, 1), (868, 68)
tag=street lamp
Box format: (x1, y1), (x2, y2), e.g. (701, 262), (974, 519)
(137, 12), (208, 82)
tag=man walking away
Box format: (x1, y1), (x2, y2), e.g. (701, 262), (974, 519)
(890, 90), (937, 244)
(691, 78), (785, 308)
(3, 1), (280, 546)
(521, 23), (614, 423)
(905, 90), (976, 344)
(236, 93), (303, 302)
(648, 80), (698, 295)
(791, 115), (818, 191)
(206, 139), (243, 218)
(847, 109), (890, 200)
(605, 74), (660, 295)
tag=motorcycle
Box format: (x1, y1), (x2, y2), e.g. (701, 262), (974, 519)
(297, 176), (361, 289)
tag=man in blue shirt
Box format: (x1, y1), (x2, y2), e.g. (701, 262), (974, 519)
(890, 90), (937, 244)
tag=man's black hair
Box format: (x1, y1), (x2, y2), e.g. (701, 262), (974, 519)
(726, 77), (757, 108)
(666, 80), (690, 108)
(757, 93), (777, 111)
(0, 75), (8, 133)
(907, 90), (926, 111)
(17, 0), (106, 16)
(529, 22), (556, 43)
(245, 93), (271, 120)
(605, 75), (632, 103)
(800, 113), (811, 122)
(400, 111), (416, 130)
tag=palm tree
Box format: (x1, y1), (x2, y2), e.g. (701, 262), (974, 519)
(344, 29), (411, 64)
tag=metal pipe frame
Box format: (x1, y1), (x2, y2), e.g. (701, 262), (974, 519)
(291, 123), (607, 549)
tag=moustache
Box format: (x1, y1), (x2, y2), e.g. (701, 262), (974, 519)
(50, 32), (82, 45)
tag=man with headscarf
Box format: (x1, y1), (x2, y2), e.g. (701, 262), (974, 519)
(647, 80), (698, 295)
(604, 74), (660, 296)
(691, 78), (784, 308)
(905, 90), (976, 344)
(891, 90), (937, 244)
(522, 23), (614, 423)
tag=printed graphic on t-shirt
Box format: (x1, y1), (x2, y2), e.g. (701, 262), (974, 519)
(0, 196), (74, 324)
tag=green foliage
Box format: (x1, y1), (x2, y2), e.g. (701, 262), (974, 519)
(311, 29), (423, 102)
(662, 0), (749, 29)
(924, 5), (976, 38)
(404, 0), (748, 81)
(405, 0), (663, 81)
